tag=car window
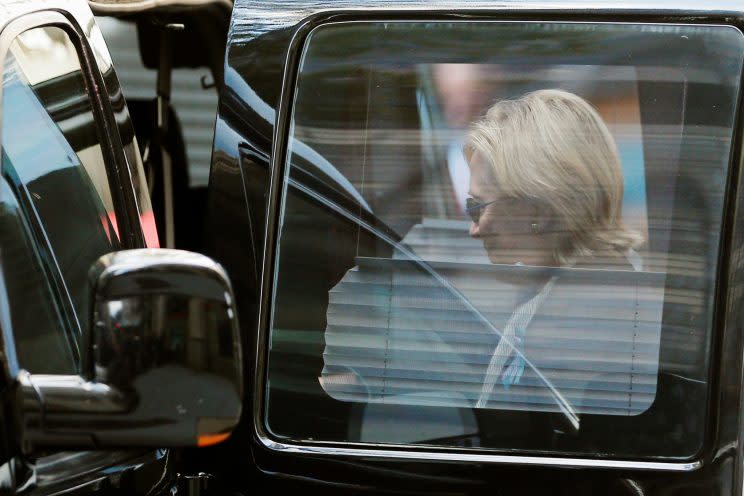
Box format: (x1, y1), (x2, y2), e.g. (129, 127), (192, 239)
(1, 26), (123, 367)
(266, 21), (744, 459)
(0, 176), (75, 373)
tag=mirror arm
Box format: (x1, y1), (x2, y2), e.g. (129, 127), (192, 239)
(21, 372), (132, 414)
(17, 370), (133, 452)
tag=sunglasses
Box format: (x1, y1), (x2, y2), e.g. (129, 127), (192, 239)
(465, 197), (500, 224)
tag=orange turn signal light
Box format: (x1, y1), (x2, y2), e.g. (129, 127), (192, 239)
(197, 432), (231, 447)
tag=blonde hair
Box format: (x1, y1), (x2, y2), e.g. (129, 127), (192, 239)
(465, 89), (642, 264)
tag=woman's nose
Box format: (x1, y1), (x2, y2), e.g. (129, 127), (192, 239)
(469, 221), (480, 238)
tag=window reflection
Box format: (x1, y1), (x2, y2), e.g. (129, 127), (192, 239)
(0, 178), (75, 373)
(2, 26), (121, 362)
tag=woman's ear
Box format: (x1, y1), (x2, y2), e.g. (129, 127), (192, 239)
(527, 202), (555, 234)
(535, 204), (566, 237)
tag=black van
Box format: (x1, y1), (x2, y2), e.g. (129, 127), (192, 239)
(0, 1), (241, 494)
(204, 1), (744, 495)
(6, 0), (744, 495)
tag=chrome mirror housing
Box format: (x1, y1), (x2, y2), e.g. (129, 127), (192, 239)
(17, 249), (243, 451)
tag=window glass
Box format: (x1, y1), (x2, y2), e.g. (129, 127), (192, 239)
(0, 176), (75, 373)
(268, 22), (744, 459)
(1, 26), (122, 362)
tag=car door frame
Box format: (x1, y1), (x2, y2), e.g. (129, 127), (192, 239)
(0, 4), (172, 495)
(207, 1), (744, 493)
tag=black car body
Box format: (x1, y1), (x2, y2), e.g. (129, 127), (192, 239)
(5, 0), (744, 494)
(203, 1), (744, 495)
(0, 1), (242, 494)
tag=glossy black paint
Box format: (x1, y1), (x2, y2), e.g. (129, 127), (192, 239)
(0, 2), (188, 494)
(205, 1), (744, 494)
(17, 449), (176, 495)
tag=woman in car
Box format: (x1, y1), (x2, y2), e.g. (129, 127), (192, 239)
(463, 89), (643, 405)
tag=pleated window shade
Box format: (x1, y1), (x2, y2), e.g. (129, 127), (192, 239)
(320, 221), (665, 416)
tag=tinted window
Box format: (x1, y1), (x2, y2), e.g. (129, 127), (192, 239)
(0, 177), (75, 373)
(1, 26), (122, 367)
(266, 22), (744, 459)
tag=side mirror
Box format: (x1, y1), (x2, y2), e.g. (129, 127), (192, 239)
(16, 249), (242, 451)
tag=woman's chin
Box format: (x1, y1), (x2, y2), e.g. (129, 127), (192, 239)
(485, 248), (553, 267)
(486, 250), (521, 266)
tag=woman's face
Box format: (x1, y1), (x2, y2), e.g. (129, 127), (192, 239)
(467, 152), (558, 266)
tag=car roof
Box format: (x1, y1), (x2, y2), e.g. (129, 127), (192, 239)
(0, 0), (94, 31)
(89, 0), (231, 15)
(233, 0), (744, 29)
